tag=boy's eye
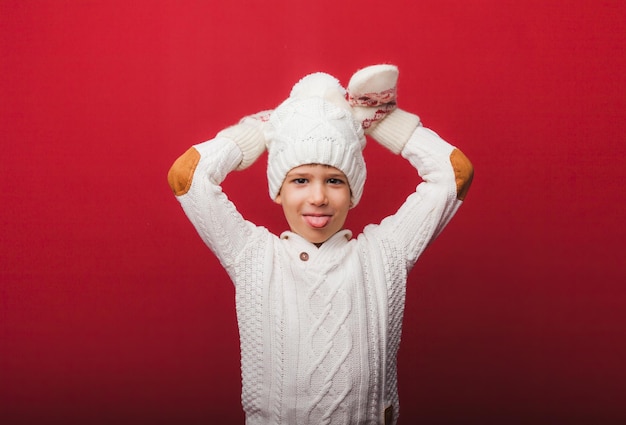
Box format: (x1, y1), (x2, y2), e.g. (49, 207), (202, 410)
(327, 178), (345, 185)
(292, 178), (308, 184)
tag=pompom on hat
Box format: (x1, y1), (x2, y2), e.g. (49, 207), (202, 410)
(265, 72), (367, 207)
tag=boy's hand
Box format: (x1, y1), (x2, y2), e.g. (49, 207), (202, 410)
(347, 64), (421, 154)
(217, 110), (272, 170)
(347, 64), (399, 131)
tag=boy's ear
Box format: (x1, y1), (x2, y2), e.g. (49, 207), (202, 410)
(274, 193), (282, 205)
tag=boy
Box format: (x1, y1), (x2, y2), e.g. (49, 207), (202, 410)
(168, 64), (473, 425)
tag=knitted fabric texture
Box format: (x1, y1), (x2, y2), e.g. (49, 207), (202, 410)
(171, 125), (464, 424)
(266, 73), (367, 206)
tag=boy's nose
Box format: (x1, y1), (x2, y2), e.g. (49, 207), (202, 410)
(308, 184), (328, 206)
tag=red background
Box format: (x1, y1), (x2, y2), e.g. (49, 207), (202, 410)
(1, 1), (625, 424)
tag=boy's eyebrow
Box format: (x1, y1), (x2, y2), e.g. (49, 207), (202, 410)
(286, 171), (312, 178)
(286, 171), (346, 179)
(324, 172), (347, 180)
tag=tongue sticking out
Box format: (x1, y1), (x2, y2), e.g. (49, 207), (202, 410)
(304, 215), (331, 228)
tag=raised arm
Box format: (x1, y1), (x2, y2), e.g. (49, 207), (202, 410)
(167, 112), (271, 272)
(348, 64), (474, 265)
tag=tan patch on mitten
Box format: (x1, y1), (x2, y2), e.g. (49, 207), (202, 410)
(167, 147), (200, 196)
(450, 148), (474, 201)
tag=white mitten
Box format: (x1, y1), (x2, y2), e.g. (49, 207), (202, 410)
(217, 110), (272, 170)
(347, 64), (421, 154)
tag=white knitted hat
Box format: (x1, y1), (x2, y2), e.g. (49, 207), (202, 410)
(266, 72), (367, 207)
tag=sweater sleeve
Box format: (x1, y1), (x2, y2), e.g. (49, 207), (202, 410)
(167, 136), (266, 274)
(368, 125), (473, 268)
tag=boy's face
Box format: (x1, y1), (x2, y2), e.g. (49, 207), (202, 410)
(275, 164), (352, 245)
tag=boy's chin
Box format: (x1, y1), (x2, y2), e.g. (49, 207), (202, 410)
(302, 230), (341, 246)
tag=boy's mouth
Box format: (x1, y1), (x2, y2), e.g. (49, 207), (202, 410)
(303, 214), (331, 229)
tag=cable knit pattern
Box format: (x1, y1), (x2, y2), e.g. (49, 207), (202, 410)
(380, 238), (407, 422)
(356, 240), (381, 423)
(305, 262), (353, 423)
(235, 239), (267, 421)
(172, 126), (464, 425)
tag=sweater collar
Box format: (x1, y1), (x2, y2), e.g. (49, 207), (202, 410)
(279, 230), (352, 267)
(279, 229), (352, 250)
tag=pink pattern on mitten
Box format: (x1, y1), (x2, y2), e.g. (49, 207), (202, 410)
(347, 64), (399, 130)
(347, 86), (397, 107)
(348, 88), (397, 129)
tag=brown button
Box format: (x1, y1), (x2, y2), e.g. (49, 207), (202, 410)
(299, 252), (309, 261)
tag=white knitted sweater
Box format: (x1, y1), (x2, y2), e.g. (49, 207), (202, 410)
(174, 126), (463, 425)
